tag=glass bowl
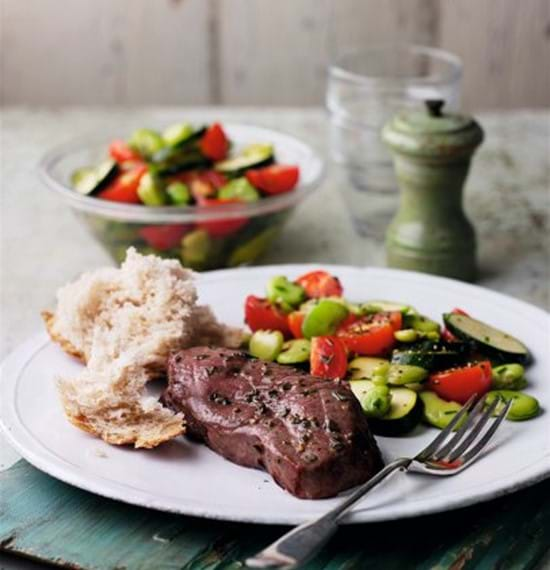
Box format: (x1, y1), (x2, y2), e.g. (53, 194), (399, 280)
(39, 124), (324, 269)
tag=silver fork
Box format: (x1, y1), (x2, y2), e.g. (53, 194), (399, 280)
(246, 394), (512, 570)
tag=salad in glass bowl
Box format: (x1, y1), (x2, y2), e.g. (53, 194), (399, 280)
(40, 122), (323, 269)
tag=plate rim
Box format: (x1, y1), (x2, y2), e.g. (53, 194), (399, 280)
(1, 264), (550, 525)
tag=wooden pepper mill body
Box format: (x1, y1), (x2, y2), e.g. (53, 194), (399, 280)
(382, 101), (484, 282)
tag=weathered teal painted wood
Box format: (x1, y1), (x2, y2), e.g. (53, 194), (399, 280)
(1, 461), (549, 569)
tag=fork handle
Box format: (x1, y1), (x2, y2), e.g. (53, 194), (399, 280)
(245, 458), (411, 569)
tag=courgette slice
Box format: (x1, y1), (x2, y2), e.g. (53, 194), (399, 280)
(368, 387), (423, 436)
(349, 380), (391, 418)
(443, 313), (530, 364)
(391, 349), (466, 371)
(362, 300), (416, 315)
(152, 150), (210, 176)
(163, 124), (206, 148)
(347, 357), (390, 381)
(71, 159), (118, 195)
(215, 143), (274, 175)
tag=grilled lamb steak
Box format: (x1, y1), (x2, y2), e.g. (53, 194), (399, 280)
(162, 346), (383, 499)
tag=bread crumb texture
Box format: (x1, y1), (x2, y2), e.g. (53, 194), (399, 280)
(43, 248), (243, 448)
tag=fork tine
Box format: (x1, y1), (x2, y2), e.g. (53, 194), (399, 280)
(445, 396), (502, 462)
(456, 399), (513, 466)
(430, 395), (489, 461)
(415, 394), (477, 462)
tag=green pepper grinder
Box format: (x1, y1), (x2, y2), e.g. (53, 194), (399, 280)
(382, 100), (484, 281)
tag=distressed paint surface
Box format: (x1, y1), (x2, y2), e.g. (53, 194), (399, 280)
(0, 461), (549, 569)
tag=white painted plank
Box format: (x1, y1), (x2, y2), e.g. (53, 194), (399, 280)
(0, 0), (211, 105)
(1, 0), (124, 105)
(439, 0), (550, 110)
(122, 0), (212, 105)
(1, 0), (549, 108)
(217, 0), (436, 105)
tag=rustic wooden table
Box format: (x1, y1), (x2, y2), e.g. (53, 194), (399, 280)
(1, 107), (549, 569)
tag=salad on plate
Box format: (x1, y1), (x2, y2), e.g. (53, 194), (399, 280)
(244, 269), (540, 436)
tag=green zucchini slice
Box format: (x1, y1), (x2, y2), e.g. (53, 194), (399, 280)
(349, 380), (391, 418)
(163, 124), (206, 148)
(215, 143), (274, 175)
(368, 387), (423, 436)
(362, 300), (415, 315)
(443, 313), (530, 364)
(347, 357), (390, 381)
(391, 349), (466, 371)
(71, 159), (117, 195)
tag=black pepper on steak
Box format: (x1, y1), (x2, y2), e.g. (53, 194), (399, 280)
(161, 346), (383, 500)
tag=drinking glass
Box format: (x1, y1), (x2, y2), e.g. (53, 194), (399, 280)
(327, 44), (462, 238)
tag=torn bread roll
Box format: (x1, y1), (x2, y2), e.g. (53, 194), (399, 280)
(43, 248), (243, 449)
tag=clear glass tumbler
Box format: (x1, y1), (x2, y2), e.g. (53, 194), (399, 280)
(327, 44), (462, 238)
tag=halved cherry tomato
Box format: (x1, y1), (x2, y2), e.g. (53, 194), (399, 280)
(97, 164), (147, 203)
(340, 313), (359, 329)
(244, 295), (290, 336)
(373, 311), (402, 331)
(245, 169), (262, 189)
(442, 308), (470, 343)
(138, 224), (190, 251)
(451, 308), (469, 316)
(295, 270), (343, 298)
(246, 165), (299, 195)
(428, 361), (492, 404)
(441, 329), (456, 343)
(337, 316), (395, 356)
(310, 336), (348, 379)
(288, 311), (305, 339)
(108, 140), (141, 163)
(197, 198), (248, 237)
(200, 123), (229, 161)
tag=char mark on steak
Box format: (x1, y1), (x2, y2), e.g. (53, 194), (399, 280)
(162, 346), (383, 499)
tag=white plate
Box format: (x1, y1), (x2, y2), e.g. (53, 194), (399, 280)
(1, 265), (549, 525)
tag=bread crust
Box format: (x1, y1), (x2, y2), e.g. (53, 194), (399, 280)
(42, 248), (240, 450)
(44, 300), (189, 449)
(42, 310), (86, 362)
(65, 412), (185, 449)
